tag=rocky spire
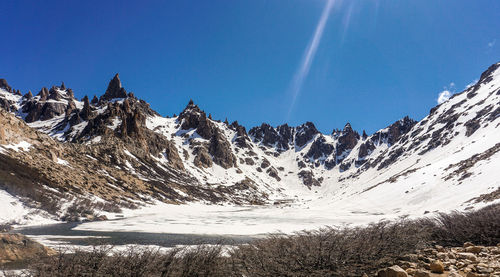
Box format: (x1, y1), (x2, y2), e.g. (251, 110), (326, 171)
(38, 87), (49, 101)
(91, 95), (99, 105)
(60, 81), (66, 90)
(343, 122), (353, 133)
(25, 91), (33, 99)
(362, 130), (368, 140)
(0, 79), (12, 93)
(100, 73), (127, 102)
(80, 95), (91, 120)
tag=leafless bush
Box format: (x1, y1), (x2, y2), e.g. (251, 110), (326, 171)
(231, 219), (432, 277)
(27, 245), (232, 277)
(431, 203), (500, 246)
(19, 204), (500, 276)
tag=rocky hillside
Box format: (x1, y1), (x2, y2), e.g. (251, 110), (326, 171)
(0, 62), (499, 221)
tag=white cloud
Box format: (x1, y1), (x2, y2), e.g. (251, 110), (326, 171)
(488, 40), (496, 48)
(465, 79), (478, 89)
(437, 90), (451, 104)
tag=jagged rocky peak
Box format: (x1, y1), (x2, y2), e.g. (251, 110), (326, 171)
(230, 121), (251, 148)
(178, 99), (214, 139)
(24, 91), (33, 99)
(100, 73), (127, 102)
(91, 95), (99, 105)
(37, 87), (49, 101)
(295, 122), (319, 148)
(249, 123), (281, 148)
(306, 135), (334, 160)
(0, 79), (12, 92)
(371, 116), (416, 146)
(335, 122), (360, 161)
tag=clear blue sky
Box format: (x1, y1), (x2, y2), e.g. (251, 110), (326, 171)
(1, 0), (499, 134)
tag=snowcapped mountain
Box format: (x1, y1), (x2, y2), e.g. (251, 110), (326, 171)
(0, 62), (499, 222)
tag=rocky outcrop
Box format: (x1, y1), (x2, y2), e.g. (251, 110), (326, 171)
(306, 135), (334, 160)
(0, 79), (12, 92)
(99, 73), (128, 102)
(335, 123), (360, 162)
(0, 233), (56, 264)
(179, 100), (215, 139)
(230, 121), (251, 148)
(298, 170), (323, 188)
(295, 122), (319, 148)
(209, 129), (236, 169)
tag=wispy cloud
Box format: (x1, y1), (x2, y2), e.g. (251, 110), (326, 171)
(287, 0), (335, 118)
(488, 40), (496, 48)
(465, 79), (478, 89)
(437, 90), (451, 104)
(437, 82), (455, 104)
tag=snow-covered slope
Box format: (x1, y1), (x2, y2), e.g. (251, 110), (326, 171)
(0, 62), (499, 225)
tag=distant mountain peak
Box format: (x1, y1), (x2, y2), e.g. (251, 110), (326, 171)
(100, 73), (127, 102)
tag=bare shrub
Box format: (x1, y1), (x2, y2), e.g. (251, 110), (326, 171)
(20, 203), (500, 276)
(431, 203), (500, 246)
(231, 219), (432, 277)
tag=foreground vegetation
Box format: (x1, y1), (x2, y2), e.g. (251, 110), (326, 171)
(3, 203), (500, 277)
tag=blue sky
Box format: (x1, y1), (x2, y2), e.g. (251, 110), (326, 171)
(1, 0), (499, 134)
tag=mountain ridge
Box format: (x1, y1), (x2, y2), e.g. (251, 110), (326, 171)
(0, 62), (499, 224)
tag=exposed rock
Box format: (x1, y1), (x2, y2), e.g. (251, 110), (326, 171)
(24, 91), (33, 99)
(430, 260), (444, 273)
(38, 87), (49, 101)
(209, 129), (236, 169)
(230, 121), (251, 148)
(193, 145), (213, 168)
(336, 123), (360, 162)
(91, 95), (99, 105)
(298, 170), (322, 188)
(377, 265), (408, 277)
(80, 95), (92, 120)
(266, 167), (280, 181)
(306, 135), (334, 160)
(0, 233), (56, 264)
(0, 79), (12, 92)
(295, 122), (319, 148)
(100, 73), (127, 102)
(178, 100), (214, 139)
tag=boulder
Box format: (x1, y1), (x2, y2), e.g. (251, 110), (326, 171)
(0, 233), (56, 264)
(430, 260), (444, 273)
(377, 265), (408, 277)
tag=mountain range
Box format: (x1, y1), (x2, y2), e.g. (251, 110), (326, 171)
(0, 62), (499, 223)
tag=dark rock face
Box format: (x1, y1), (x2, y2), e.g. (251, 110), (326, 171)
(178, 100), (214, 140)
(230, 121), (251, 148)
(276, 124), (294, 150)
(91, 95), (99, 105)
(80, 96), (92, 121)
(0, 79), (12, 92)
(25, 91), (33, 99)
(100, 74), (127, 102)
(358, 140), (376, 159)
(298, 170), (322, 188)
(209, 129), (236, 169)
(306, 135), (334, 159)
(266, 167), (281, 181)
(249, 123), (280, 147)
(335, 123), (360, 162)
(295, 122), (319, 148)
(23, 100), (68, 123)
(193, 145), (213, 168)
(38, 87), (49, 101)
